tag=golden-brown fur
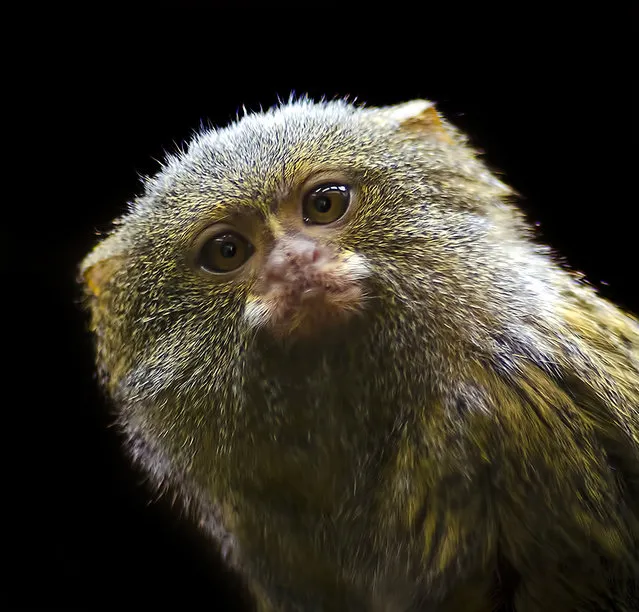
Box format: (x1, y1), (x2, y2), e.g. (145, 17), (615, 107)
(80, 98), (638, 610)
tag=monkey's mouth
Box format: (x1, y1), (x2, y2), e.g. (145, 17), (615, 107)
(242, 236), (369, 337)
(244, 272), (366, 338)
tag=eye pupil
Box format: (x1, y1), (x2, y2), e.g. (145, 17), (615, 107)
(220, 241), (237, 258)
(314, 196), (332, 214)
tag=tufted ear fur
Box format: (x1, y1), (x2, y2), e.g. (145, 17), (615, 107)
(80, 231), (128, 299)
(375, 99), (452, 143)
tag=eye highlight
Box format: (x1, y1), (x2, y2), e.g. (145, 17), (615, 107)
(303, 184), (351, 225)
(195, 230), (254, 274)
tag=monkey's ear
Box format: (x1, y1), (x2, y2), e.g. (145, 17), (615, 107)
(79, 232), (128, 298)
(375, 100), (452, 143)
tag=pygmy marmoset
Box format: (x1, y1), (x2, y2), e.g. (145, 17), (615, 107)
(80, 99), (639, 611)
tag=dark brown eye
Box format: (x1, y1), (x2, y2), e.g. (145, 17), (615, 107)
(303, 184), (350, 225)
(196, 231), (253, 274)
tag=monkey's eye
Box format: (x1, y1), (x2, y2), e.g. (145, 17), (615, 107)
(196, 230), (254, 274)
(303, 184), (350, 225)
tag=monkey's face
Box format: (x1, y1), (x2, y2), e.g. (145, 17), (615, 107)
(81, 99), (512, 415)
(186, 172), (371, 339)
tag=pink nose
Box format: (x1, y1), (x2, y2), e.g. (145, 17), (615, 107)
(263, 236), (325, 285)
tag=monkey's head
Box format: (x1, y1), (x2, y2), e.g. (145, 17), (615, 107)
(80, 99), (535, 484)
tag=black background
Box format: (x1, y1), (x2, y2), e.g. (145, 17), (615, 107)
(9, 4), (636, 609)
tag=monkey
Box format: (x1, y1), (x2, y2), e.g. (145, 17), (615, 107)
(80, 98), (639, 611)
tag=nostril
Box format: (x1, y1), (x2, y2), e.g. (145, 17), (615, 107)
(281, 241), (322, 266)
(262, 237), (327, 287)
